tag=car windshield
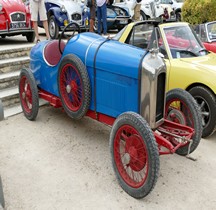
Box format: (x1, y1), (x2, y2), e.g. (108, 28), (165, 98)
(207, 22), (216, 41)
(162, 25), (208, 58)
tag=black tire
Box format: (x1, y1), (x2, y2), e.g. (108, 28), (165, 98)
(94, 19), (103, 34)
(48, 15), (59, 39)
(26, 32), (35, 42)
(110, 112), (160, 199)
(0, 99), (4, 121)
(176, 12), (181, 21)
(1, 35), (6, 39)
(0, 176), (4, 209)
(140, 11), (148, 21)
(189, 86), (216, 138)
(58, 54), (90, 120)
(19, 68), (39, 121)
(165, 88), (202, 155)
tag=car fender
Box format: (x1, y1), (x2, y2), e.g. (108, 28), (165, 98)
(46, 6), (68, 26)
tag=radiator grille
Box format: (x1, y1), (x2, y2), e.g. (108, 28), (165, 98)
(11, 13), (25, 22)
(71, 13), (81, 21)
(156, 72), (165, 122)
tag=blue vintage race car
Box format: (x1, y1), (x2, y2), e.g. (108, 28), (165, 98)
(18, 23), (202, 199)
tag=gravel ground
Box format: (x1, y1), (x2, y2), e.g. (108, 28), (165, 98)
(0, 105), (216, 210)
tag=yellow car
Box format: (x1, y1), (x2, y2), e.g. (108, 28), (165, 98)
(114, 20), (216, 138)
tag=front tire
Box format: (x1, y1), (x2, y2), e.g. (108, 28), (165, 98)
(176, 12), (181, 21)
(26, 32), (35, 43)
(58, 54), (91, 120)
(110, 112), (159, 199)
(19, 68), (39, 121)
(140, 11), (148, 21)
(189, 86), (216, 138)
(165, 88), (202, 155)
(48, 15), (59, 39)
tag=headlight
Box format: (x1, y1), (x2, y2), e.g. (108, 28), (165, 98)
(60, 5), (67, 13)
(107, 8), (116, 17)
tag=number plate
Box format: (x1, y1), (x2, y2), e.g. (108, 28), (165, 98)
(120, 20), (127, 24)
(10, 22), (26, 29)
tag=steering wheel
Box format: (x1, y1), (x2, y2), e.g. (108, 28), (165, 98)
(59, 22), (81, 54)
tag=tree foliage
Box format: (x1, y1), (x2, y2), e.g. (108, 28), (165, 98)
(182, 0), (216, 24)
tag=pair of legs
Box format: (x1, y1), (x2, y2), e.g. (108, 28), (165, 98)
(133, 4), (141, 21)
(30, 0), (50, 42)
(97, 2), (107, 35)
(32, 20), (50, 41)
(90, 5), (96, 32)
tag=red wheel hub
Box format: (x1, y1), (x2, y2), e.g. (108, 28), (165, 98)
(59, 64), (83, 111)
(125, 135), (146, 171)
(114, 125), (149, 188)
(19, 76), (32, 113)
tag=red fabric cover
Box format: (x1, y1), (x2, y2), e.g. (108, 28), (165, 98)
(44, 40), (66, 66)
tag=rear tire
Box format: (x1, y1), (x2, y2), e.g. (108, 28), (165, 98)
(140, 11), (148, 21)
(26, 32), (35, 42)
(48, 15), (59, 39)
(110, 112), (159, 198)
(19, 68), (39, 121)
(165, 88), (202, 155)
(189, 86), (216, 138)
(58, 54), (91, 120)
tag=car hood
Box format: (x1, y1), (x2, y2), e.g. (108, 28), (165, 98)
(46, 0), (81, 13)
(0, 0), (25, 13)
(180, 53), (216, 72)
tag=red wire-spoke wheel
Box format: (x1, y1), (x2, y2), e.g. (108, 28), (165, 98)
(110, 112), (159, 199)
(58, 54), (90, 120)
(165, 88), (202, 155)
(19, 68), (39, 121)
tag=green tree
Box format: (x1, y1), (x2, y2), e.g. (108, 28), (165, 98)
(182, 0), (216, 24)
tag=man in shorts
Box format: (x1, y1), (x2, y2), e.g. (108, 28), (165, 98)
(30, 0), (50, 43)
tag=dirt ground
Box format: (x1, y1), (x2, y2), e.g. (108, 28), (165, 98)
(0, 105), (216, 210)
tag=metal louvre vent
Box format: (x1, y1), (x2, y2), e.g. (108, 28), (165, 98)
(11, 13), (25, 22)
(71, 13), (81, 21)
(156, 72), (166, 122)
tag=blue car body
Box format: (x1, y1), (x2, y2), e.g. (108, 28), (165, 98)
(30, 33), (148, 117)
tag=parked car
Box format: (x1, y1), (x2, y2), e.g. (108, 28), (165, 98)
(170, 0), (184, 21)
(114, 0), (165, 20)
(157, 0), (183, 21)
(0, 0), (35, 42)
(31, 0), (89, 39)
(18, 22), (201, 199)
(115, 20), (216, 137)
(194, 21), (216, 53)
(95, 4), (131, 32)
(159, 0), (176, 20)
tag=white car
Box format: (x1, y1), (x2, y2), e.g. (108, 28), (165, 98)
(114, 0), (164, 20)
(159, 0), (184, 21)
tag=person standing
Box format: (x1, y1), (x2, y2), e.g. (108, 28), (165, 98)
(87, 0), (96, 32)
(133, 0), (142, 22)
(30, 0), (50, 43)
(96, 0), (108, 35)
